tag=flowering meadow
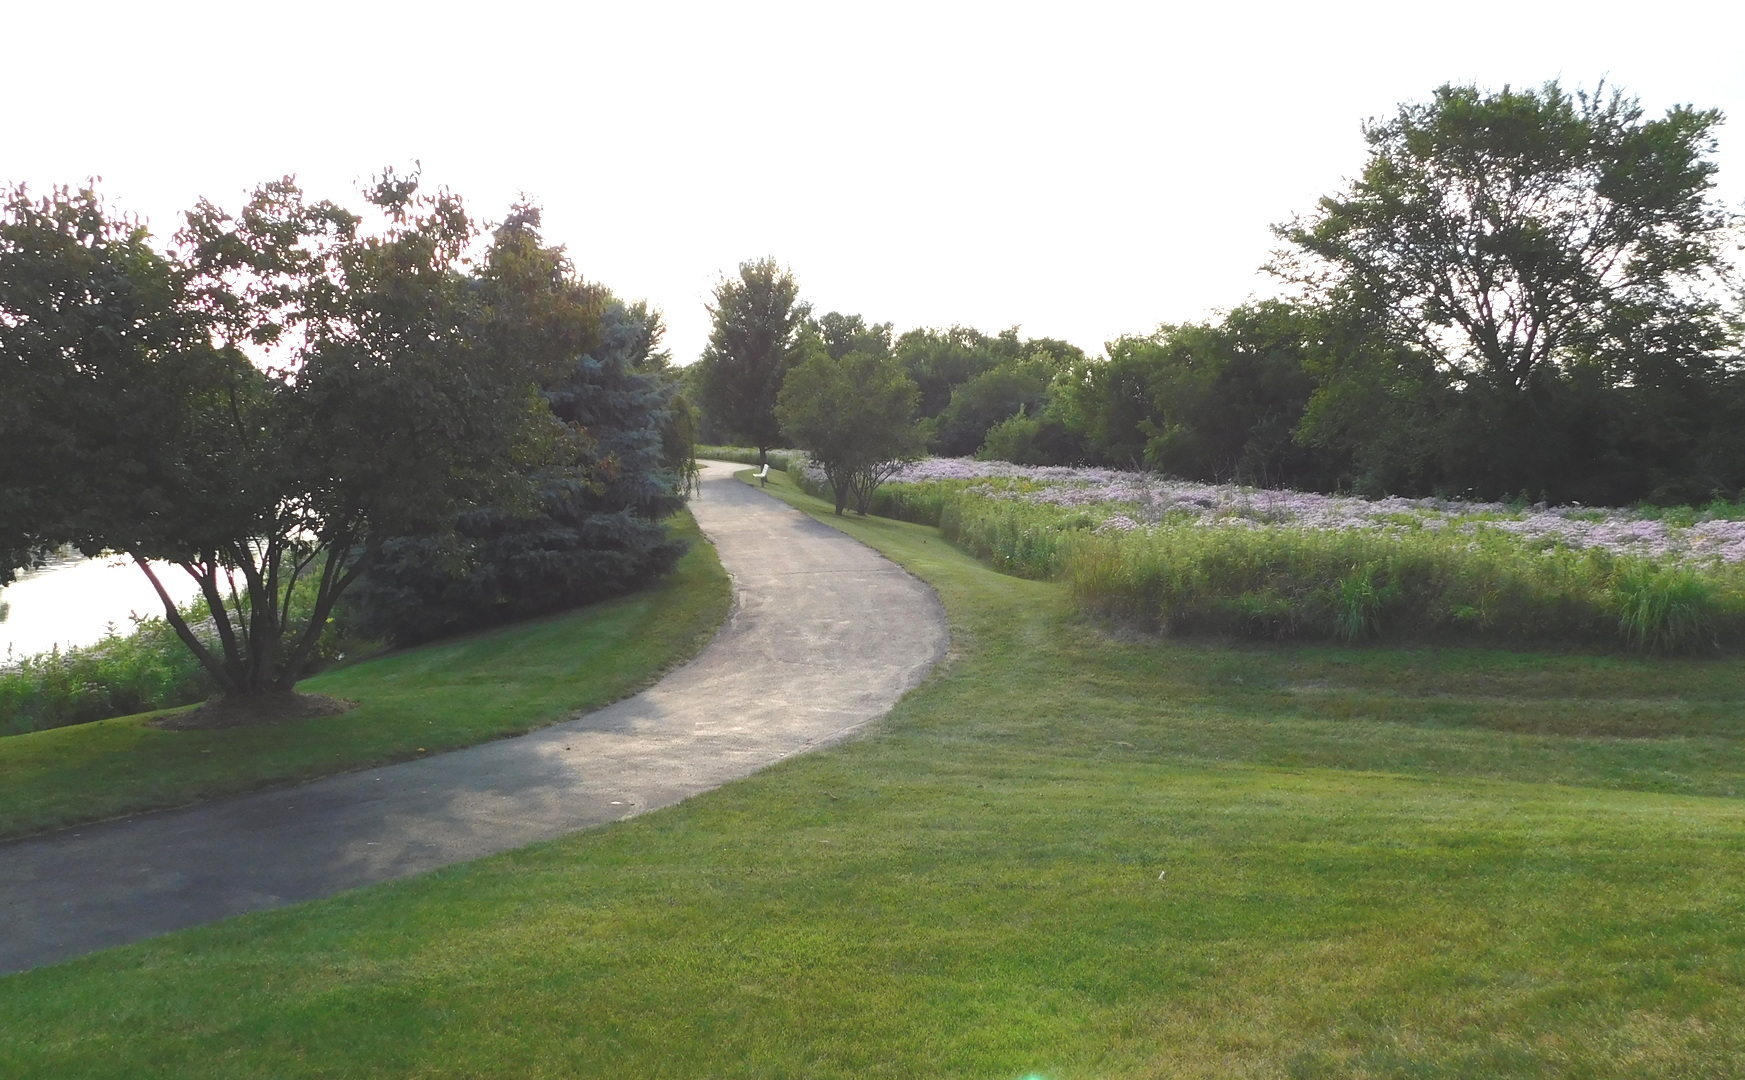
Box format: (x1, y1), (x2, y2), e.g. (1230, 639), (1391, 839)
(793, 456), (1745, 653)
(882, 458), (1745, 562)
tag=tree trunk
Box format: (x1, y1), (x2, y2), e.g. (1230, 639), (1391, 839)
(135, 559), (240, 697)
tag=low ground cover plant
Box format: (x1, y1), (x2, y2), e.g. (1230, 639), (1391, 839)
(803, 457), (1745, 653)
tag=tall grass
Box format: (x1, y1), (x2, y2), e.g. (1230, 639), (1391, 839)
(852, 478), (1745, 654)
(1, 577), (350, 737)
(1, 613), (215, 736)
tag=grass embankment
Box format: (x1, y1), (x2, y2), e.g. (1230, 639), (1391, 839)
(0, 512), (730, 840)
(2, 472), (1743, 1077)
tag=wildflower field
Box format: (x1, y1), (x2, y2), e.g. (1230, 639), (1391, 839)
(794, 457), (1745, 653)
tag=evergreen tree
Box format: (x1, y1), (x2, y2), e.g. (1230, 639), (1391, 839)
(349, 278), (692, 642)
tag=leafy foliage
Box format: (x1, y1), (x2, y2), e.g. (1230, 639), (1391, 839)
(1276, 81), (1741, 503)
(1, 176), (557, 698)
(1, 611), (215, 736)
(348, 247), (693, 646)
(0, 186), (232, 583)
(931, 350), (1066, 457)
(1280, 82), (1731, 393)
(970, 81), (1745, 503)
(894, 325), (1088, 456)
(1053, 301), (1336, 484)
(1, 584), (349, 736)
(976, 407), (1088, 466)
(692, 258), (809, 463)
(815, 311), (893, 360)
(776, 328), (922, 515)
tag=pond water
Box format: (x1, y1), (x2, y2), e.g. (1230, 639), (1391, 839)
(0, 554), (204, 662)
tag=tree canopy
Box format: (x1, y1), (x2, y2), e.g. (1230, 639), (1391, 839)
(1263, 81), (1743, 502)
(693, 258), (809, 464)
(1054, 302), (1332, 486)
(1278, 81), (1733, 393)
(345, 215), (693, 644)
(777, 326), (921, 515)
(0, 185), (229, 582)
(1, 176), (559, 698)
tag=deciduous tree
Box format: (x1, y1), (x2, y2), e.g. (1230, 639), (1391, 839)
(694, 258), (809, 465)
(776, 334), (921, 515)
(1277, 81), (1734, 393)
(0, 175), (555, 701)
(1276, 81), (1741, 502)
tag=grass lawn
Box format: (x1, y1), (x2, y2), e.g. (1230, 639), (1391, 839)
(0, 511), (730, 840)
(1, 472), (1742, 1077)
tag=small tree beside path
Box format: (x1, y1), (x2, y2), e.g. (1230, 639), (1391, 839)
(776, 341), (921, 515)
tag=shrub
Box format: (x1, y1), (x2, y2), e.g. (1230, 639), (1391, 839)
(1615, 564), (1719, 654)
(1, 611), (212, 735)
(2, 576), (350, 736)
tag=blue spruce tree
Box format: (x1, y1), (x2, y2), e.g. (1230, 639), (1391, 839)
(351, 299), (692, 644)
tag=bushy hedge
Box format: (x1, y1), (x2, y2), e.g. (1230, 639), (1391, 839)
(1, 613), (214, 736)
(860, 480), (1745, 654)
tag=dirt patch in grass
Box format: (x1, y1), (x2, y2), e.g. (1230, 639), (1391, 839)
(149, 693), (357, 731)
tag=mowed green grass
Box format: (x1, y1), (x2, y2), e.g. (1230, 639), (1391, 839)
(1, 472), (1742, 1078)
(0, 511), (730, 840)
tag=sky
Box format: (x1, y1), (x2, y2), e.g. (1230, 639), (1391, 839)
(5, 0), (1742, 363)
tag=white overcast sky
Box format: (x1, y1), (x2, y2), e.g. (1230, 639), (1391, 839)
(5, 0), (1742, 363)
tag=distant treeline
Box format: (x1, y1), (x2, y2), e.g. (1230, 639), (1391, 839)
(690, 319), (1088, 460)
(695, 298), (1745, 508)
(689, 81), (1745, 509)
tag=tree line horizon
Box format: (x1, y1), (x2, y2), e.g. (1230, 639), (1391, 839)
(692, 79), (1744, 512)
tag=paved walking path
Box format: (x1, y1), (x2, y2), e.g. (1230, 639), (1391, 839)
(0, 462), (948, 975)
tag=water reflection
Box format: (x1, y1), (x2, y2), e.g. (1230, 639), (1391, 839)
(0, 554), (204, 661)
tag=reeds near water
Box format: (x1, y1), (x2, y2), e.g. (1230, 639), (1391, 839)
(2, 586), (348, 736)
(0, 615), (215, 735)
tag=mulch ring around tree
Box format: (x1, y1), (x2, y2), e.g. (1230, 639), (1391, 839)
(150, 693), (358, 731)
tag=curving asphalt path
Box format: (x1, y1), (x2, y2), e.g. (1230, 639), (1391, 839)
(0, 461), (948, 974)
